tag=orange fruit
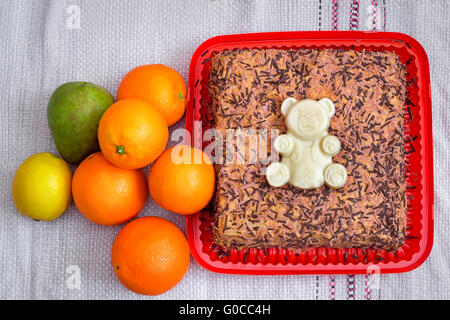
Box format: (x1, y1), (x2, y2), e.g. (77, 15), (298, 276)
(148, 145), (215, 215)
(72, 152), (148, 226)
(112, 216), (190, 295)
(116, 64), (187, 126)
(98, 99), (168, 169)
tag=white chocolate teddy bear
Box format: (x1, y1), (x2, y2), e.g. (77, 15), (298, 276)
(266, 97), (347, 189)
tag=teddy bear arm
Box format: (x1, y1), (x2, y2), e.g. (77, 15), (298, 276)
(320, 134), (341, 156)
(273, 134), (295, 156)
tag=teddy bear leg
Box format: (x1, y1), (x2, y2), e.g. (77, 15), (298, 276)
(324, 163), (348, 189)
(266, 162), (290, 187)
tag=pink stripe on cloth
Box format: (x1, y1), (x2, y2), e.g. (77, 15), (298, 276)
(331, 0), (339, 30)
(349, 0), (360, 30)
(371, 0), (379, 31)
(364, 274), (373, 300)
(318, 0), (322, 30)
(346, 274), (356, 300)
(328, 276), (336, 300)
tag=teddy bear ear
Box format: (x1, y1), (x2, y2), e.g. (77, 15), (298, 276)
(319, 98), (335, 118)
(281, 97), (298, 116)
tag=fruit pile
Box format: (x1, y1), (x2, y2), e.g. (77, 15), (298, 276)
(12, 64), (215, 296)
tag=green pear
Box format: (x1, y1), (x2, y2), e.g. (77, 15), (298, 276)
(47, 82), (114, 164)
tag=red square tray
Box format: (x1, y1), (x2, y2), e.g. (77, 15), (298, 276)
(185, 31), (434, 274)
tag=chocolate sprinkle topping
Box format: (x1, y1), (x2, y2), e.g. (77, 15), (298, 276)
(208, 48), (407, 251)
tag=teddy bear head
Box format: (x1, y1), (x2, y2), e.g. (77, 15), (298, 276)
(281, 97), (336, 140)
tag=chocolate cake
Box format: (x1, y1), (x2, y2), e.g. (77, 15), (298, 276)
(208, 48), (407, 251)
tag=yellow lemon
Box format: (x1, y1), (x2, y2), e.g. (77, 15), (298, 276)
(12, 152), (72, 221)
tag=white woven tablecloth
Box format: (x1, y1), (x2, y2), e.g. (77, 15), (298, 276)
(0, 0), (447, 300)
